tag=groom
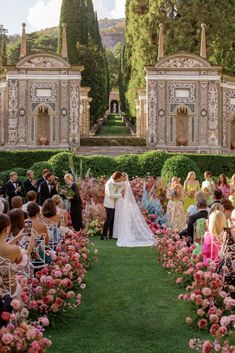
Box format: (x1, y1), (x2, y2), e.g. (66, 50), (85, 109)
(101, 171), (124, 240)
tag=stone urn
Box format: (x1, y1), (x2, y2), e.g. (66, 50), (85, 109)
(231, 141), (235, 150)
(39, 137), (48, 146)
(177, 138), (187, 146)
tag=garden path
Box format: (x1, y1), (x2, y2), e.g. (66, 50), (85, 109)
(48, 239), (208, 353)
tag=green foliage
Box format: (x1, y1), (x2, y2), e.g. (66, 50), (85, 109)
(31, 161), (52, 179)
(0, 24), (7, 72)
(86, 155), (118, 177)
(138, 151), (169, 177)
(124, 0), (235, 115)
(188, 154), (235, 177)
(106, 44), (122, 90)
(0, 151), (60, 173)
(161, 155), (202, 183)
(0, 168), (27, 184)
(115, 154), (141, 178)
(58, 0), (108, 122)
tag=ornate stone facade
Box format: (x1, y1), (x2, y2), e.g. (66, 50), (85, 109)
(138, 53), (235, 153)
(0, 53), (91, 149)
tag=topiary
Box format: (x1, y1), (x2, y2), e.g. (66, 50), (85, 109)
(86, 156), (118, 178)
(115, 154), (141, 178)
(161, 155), (202, 184)
(138, 151), (169, 177)
(31, 161), (52, 179)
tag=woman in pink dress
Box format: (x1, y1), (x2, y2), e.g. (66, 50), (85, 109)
(218, 174), (230, 198)
(202, 210), (227, 266)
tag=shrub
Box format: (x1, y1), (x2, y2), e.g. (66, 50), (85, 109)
(189, 154), (235, 176)
(0, 150), (60, 172)
(138, 151), (169, 177)
(115, 154), (141, 178)
(161, 155), (202, 183)
(31, 161), (52, 179)
(86, 156), (118, 177)
(0, 168), (28, 184)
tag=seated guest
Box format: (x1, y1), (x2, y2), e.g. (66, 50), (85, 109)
(26, 203), (49, 244)
(8, 209), (25, 238)
(0, 199), (9, 214)
(24, 170), (38, 194)
(39, 173), (57, 206)
(186, 191), (205, 222)
(0, 214), (33, 298)
(22, 191), (37, 213)
(5, 172), (24, 209)
(209, 189), (223, 208)
(209, 202), (224, 215)
(0, 199), (4, 215)
(180, 199), (208, 243)
(52, 194), (68, 227)
(11, 196), (27, 219)
(202, 210), (226, 266)
(221, 198), (234, 223)
(41, 199), (60, 227)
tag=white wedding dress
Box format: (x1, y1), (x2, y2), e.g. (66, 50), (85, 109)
(113, 178), (154, 247)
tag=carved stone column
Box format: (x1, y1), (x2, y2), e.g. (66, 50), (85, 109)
(69, 80), (80, 146)
(147, 80), (157, 146)
(198, 82), (209, 145)
(80, 87), (91, 138)
(0, 83), (6, 146)
(7, 80), (19, 145)
(18, 80), (27, 145)
(157, 82), (166, 145)
(208, 82), (220, 146)
(136, 89), (146, 138)
(60, 81), (69, 145)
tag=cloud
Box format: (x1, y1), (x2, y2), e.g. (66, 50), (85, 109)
(26, 0), (125, 32)
(110, 0), (125, 19)
(27, 0), (62, 31)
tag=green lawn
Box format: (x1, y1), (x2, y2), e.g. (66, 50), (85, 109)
(48, 239), (209, 353)
(97, 114), (131, 136)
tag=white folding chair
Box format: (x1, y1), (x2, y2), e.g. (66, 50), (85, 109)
(0, 256), (13, 296)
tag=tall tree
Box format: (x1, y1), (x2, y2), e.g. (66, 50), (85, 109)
(58, 0), (108, 122)
(125, 0), (235, 116)
(0, 25), (8, 72)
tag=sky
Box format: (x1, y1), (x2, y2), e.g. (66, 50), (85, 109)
(0, 0), (126, 35)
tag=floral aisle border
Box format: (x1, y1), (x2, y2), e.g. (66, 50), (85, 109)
(0, 229), (97, 352)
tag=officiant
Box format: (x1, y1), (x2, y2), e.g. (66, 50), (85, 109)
(64, 174), (83, 231)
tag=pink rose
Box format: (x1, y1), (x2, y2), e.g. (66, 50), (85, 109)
(198, 319), (208, 329)
(176, 277), (183, 284)
(202, 287), (212, 297)
(31, 341), (41, 351)
(26, 327), (37, 341)
(220, 316), (230, 326)
(209, 315), (219, 324)
(39, 316), (49, 326)
(202, 340), (212, 353)
(10, 299), (21, 310)
(1, 333), (14, 345)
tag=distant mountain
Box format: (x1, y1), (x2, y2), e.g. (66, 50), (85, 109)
(7, 18), (125, 52)
(99, 18), (125, 50)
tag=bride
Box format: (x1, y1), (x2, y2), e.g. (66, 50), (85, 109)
(113, 173), (154, 247)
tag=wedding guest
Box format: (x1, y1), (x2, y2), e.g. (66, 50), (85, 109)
(52, 194), (68, 227)
(0, 199), (4, 215)
(209, 189), (223, 208)
(183, 171), (200, 212)
(5, 172), (24, 209)
(41, 199), (60, 227)
(36, 169), (49, 189)
(186, 191), (205, 221)
(64, 174), (83, 231)
(221, 223), (235, 298)
(0, 214), (32, 298)
(217, 174), (230, 198)
(8, 209), (25, 238)
(202, 210), (226, 266)
(201, 171), (215, 205)
(166, 177), (185, 231)
(24, 170), (38, 194)
(39, 173), (57, 206)
(229, 174), (235, 207)
(11, 196), (27, 219)
(221, 198), (234, 222)
(0, 181), (5, 198)
(180, 198), (208, 243)
(22, 191), (37, 213)
(27, 202), (49, 244)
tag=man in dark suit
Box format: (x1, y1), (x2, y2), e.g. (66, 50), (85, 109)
(24, 170), (38, 195)
(36, 169), (49, 190)
(39, 172), (57, 206)
(180, 199), (208, 243)
(209, 189), (223, 208)
(5, 172), (24, 209)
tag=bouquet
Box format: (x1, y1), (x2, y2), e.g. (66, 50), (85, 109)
(60, 187), (76, 201)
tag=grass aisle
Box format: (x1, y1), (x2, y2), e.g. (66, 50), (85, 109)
(48, 239), (208, 353)
(97, 114), (130, 136)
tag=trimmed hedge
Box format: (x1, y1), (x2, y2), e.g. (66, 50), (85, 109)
(0, 150), (62, 172)
(161, 155), (202, 183)
(138, 151), (169, 177)
(0, 168), (28, 184)
(188, 154), (235, 177)
(31, 162), (52, 179)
